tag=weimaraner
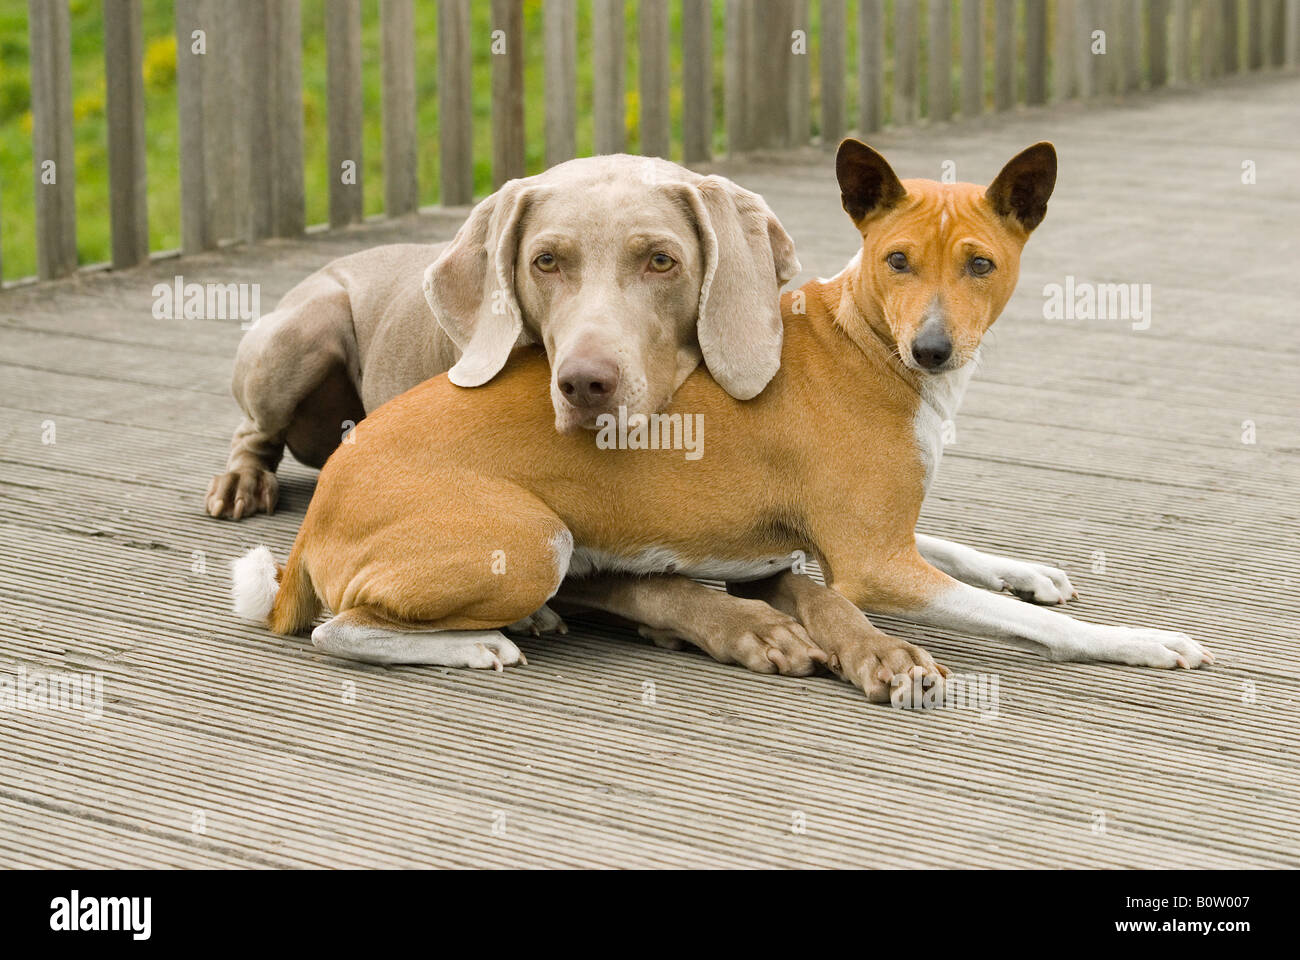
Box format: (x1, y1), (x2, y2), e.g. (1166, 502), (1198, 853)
(207, 154), (800, 519)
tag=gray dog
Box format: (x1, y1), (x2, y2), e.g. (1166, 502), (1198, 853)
(208, 154), (799, 519)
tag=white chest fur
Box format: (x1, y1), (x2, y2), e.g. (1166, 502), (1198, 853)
(913, 350), (979, 491)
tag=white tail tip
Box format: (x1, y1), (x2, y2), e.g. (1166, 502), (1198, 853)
(231, 545), (279, 622)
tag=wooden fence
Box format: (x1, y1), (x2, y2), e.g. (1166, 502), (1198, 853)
(14, 0), (1300, 284)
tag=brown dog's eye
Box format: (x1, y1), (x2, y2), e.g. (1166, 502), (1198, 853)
(969, 256), (994, 276)
(648, 253), (676, 273)
(533, 253), (559, 273)
(887, 251), (909, 272)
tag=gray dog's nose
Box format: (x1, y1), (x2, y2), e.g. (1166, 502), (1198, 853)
(558, 358), (620, 408)
(911, 326), (953, 370)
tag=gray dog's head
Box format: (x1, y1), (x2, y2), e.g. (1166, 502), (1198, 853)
(423, 155), (800, 432)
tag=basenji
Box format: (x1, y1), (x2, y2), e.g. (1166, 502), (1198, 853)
(233, 140), (1212, 702)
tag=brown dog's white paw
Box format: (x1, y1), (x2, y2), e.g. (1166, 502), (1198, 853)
(994, 559), (1078, 605)
(206, 468), (278, 520)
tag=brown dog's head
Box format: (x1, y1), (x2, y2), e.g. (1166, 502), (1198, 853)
(425, 155), (799, 432)
(835, 139), (1056, 375)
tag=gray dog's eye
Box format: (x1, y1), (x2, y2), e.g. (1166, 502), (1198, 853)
(886, 251), (909, 272)
(968, 256), (994, 276)
(648, 252), (676, 273)
(533, 253), (559, 273)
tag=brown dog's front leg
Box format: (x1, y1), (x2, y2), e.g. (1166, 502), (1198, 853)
(556, 574), (826, 676)
(732, 571), (949, 703)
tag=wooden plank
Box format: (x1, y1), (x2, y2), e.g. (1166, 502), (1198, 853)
(1075, 0), (1100, 97)
(789, 0), (812, 146)
(1148, 0), (1169, 87)
(1170, 0), (1190, 85)
(682, 0), (712, 163)
(1054, 0), (1078, 101)
(103, 0), (148, 269)
(326, 0), (363, 226)
(928, 0), (953, 119)
(28, 0), (77, 279)
(1025, 0), (1048, 104)
(491, 0), (525, 184)
(592, 0), (625, 154)
(1200, 0), (1220, 79)
(544, 0), (577, 166)
(893, 0), (919, 126)
(438, 0), (473, 205)
(639, 0), (671, 157)
(382, 0), (418, 214)
(1223, 0), (1240, 73)
(820, 0), (847, 143)
(724, 0), (750, 153)
(960, 0), (983, 118)
(994, 0), (1015, 110)
(859, 0), (885, 132)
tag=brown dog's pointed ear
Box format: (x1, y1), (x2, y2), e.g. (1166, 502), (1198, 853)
(986, 142), (1057, 233)
(836, 139), (906, 224)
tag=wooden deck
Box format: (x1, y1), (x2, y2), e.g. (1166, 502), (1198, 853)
(2, 75), (1298, 869)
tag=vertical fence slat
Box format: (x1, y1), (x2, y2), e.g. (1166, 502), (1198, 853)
(240, 0), (271, 240)
(326, 0), (363, 226)
(1148, 0), (1169, 87)
(640, 0), (671, 157)
(789, 0), (811, 145)
(29, 0), (77, 279)
(928, 0), (952, 119)
(104, 0), (148, 268)
(545, 0), (577, 166)
(491, 0), (525, 184)
(1075, 0), (1100, 97)
(682, 0), (712, 163)
(593, 0), (625, 154)
(820, 0), (846, 144)
(381, 0), (418, 214)
(960, 0), (983, 117)
(175, 0), (211, 253)
(264, 0), (304, 237)
(994, 0), (1015, 110)
(1171, 0), (1191, 84)
(725, 0), (749, 153)
(1025, 0), (1047, 104)
(1200, 0), (1221, 79)
(1223, 0), (1240, 73)
(1288, 0), (1300, 67)
(893, 0), (919, 125)
(1121, 0), (1142, 91)
(1269, 0), (1287, 65)
(750, 0), (792, 148)
(438, 0), (473, 205)
(1055, 0), (1078, 100)
(1247, 0), (1264, 69)
(859, 0), (884, 131)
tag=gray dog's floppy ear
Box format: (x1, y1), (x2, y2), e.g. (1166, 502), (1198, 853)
(683, 176), (801, 400)
(424, 181), (533, 387)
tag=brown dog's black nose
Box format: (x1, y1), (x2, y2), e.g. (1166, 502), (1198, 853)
(558, 358), (620, 408)
(911, 327), (953, 370)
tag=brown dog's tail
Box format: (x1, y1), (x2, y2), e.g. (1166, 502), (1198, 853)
(230, 544), (320, 635)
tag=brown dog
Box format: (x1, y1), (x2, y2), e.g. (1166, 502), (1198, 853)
(233, 140), (1212, 700)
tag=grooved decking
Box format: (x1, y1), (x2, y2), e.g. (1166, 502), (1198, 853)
(1, 76), (1298, 869)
